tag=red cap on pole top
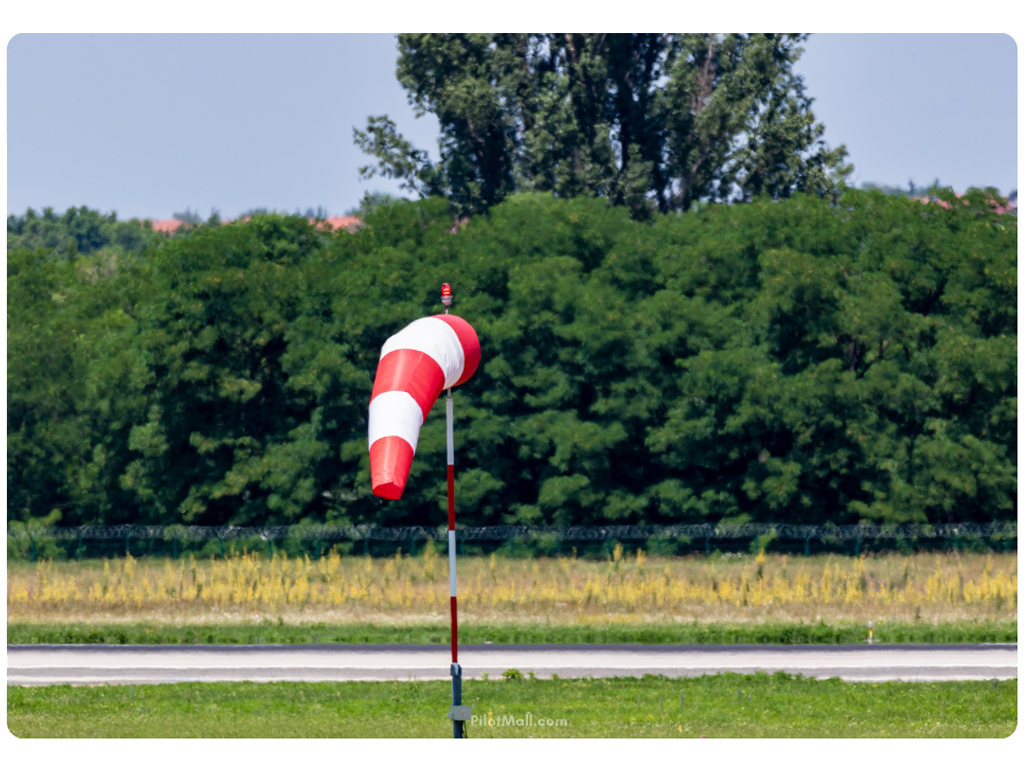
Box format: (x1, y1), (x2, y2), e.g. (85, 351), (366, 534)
(441, 282), (453, 308)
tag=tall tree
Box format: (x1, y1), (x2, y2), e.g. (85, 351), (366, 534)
(355, 33), (851, 218)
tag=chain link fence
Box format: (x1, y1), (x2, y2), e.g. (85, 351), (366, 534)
(7, 521), (1018, 561)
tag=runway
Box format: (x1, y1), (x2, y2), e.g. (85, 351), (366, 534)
(7, 643), (1016, 685)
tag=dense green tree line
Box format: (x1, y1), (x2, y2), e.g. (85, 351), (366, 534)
(6, 190), (1016, 528)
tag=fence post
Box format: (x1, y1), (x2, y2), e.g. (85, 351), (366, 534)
(125, 532), (131, 558)
(705, 536), (710, 558)
(804, 536), (810, 557)
(855, 537), (861, 557)
(410, 532), (417, 558)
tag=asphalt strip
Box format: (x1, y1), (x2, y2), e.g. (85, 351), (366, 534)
(7, 643), (1017, 685)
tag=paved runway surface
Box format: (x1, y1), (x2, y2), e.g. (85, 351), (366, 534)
(8, 643), (1016, 685)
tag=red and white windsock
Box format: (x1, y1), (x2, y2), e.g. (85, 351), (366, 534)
(368, 314), (480, 499)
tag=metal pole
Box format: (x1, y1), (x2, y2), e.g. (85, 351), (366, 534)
(446, 388), (463, 739)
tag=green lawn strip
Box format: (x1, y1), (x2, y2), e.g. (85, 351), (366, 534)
(7, 620), (1017, 646)
(8, 674), (1016, 738)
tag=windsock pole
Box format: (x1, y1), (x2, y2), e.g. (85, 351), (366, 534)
(442, 283), (464, 739)
(447, 387), (463, 738)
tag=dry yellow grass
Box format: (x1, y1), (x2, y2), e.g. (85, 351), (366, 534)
(7, 544), (1017, 627)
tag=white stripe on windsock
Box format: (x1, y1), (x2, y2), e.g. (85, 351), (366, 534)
(380, 317), (466, 389)
(368, 390), (423, 451)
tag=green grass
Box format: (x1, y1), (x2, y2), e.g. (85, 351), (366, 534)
(7, 620), (1016, 646)
(8, 674), (1016, 738)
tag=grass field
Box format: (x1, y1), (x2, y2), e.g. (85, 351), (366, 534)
(8, 674), (1016, 738)
(7, 550), (1016, 629)
(8, 619), (1016, 646)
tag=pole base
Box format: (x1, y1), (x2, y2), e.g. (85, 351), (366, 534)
(451, 662), (464, 738)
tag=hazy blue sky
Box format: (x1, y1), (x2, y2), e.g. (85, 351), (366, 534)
(794, 34), (1016, 195)
(6, 33), (1017, 220)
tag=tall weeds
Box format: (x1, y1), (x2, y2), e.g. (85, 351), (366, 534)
(8, 551), (1016, 626)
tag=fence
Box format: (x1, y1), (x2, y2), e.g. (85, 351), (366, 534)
(7, 521), (1017, 561)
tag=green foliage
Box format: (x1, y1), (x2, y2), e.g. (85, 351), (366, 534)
(6, 189), (1016, 528)
(749, 530), (779, 556)
(344, 190), (406, 219)
(9, 619), (1014, 646)
(7, 206), (163, 258)
(6, 511), (65, 561)
(6, 243), (148, 524)
(355, 34), (850, 218)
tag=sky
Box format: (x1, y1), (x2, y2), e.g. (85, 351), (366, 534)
(5, 33), (1018, 220)
(794, 34), (1017, 195)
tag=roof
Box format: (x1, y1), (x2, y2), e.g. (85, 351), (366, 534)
(912, 192), (1016, 215)
(146, 215), (363, 234)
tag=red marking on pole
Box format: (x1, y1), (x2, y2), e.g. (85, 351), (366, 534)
(447, 464), (456, 530)
(451, 596), (458, 662)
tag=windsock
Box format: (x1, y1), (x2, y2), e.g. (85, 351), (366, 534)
(368, 314), (480, 500)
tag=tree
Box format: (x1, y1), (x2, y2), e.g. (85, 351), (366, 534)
(355, 34), (851, 218)
(6, 242), (149, 524)
(111, 215), (346, 526)
(7, 206), (162, 258)
(172, 207), (204, 225)
(6, 250), (90, 521)
(344, 191), (405, 219)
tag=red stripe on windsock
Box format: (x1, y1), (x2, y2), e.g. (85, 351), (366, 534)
(370, 435), (415, 500)
(371, 349), (446, 420)
(433, 314), (481, 386)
